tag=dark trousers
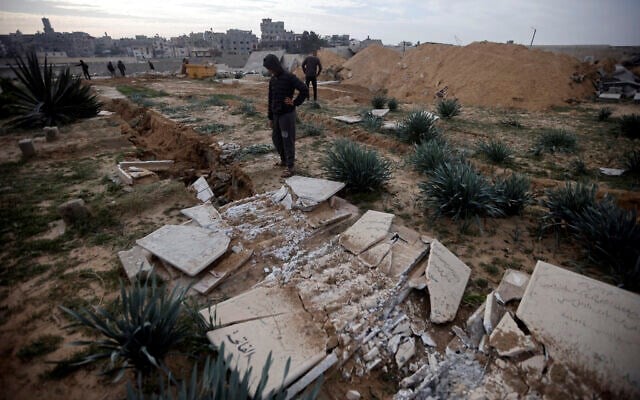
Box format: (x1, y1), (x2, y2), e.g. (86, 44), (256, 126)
(82, 69), (90, 80)
(119, 68), (125, 77)
(272, 111), (296, 169)
(305, 76), (318, 101)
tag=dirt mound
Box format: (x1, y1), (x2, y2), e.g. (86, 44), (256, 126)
(294, 49), (347, 80)
(339, 45), (402, 92)
(341, 42), (596, 110)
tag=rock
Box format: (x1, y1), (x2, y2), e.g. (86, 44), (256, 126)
(400, 364), (431, 388)
(18, 138), (36, 158)
(396, 338), (416, 368)
(478, 335), (489, 354)
(519, 355), (546, 378)
(366, 358), (382, 371)
(363, 346), (379, 362)
(180, 203), (223, 228)
(420, 332), (437, 347)
(489, 313), (536, 357)
(346, 390), (361, 400)
(388, 334), (403, 354)
(466, 302), (486, 348)
(392, 319), (412, 336)
(452, 325), (473, 348)
(483, 291), (503, 335)
(446, 336), (466, 355)
(339, 210), (394, 255)
(43, 126), (58, 142)
(58, 198), (90, 226)
(191, 176), (214, 202)
(495, 269), (530, 304)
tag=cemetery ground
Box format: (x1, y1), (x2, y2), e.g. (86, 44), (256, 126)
(0, 74), (638, 399)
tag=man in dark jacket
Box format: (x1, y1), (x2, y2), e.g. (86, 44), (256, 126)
(264, 54), (308, 178)
(117, 60), (126, 77)
(107, 61), (116, 77)
(76, 60), (90, 80)
(302, 51), (322, 101)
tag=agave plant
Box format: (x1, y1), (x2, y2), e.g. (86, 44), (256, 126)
(408, 138), (452, 173)
(60, 273), (190, 381)
(126, 345), (321, 400)
(420, 161), (503, 220)
(371, 95), (387, 109)
(7, 52), (100, 128)
(387, 97), (399, 111)
(535, 129), (578, 154)
(568, 197), (640, 292)
(493, 173), (532, 216)
(624, 150), (640, 175)
(322, 139), (392, 192)
(620, 114), (640, 139)
(436, 98), (461, 119)
(542, 182), (598, 231)
(362, 112), (383, 132)
(397, 110), (441, 144)
(476, 139), (513, 165)
(597, 107), (612, 122)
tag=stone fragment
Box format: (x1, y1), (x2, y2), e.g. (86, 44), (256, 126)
(271, 185), (288, 203)
(285, 175), (345, 203)
(516, 261), (640, 397)
(43, 126), (58, 142)
(384, 240), (429, 277)
(358, 242), (391, 268)
(346, 390), (361, 400)
(18, 138), (36, 158)
(495, 269), (530, 304)
(366, 358), (382, 371)
(425, 239), (471, 323)
(180, 203), (222, 228)
(371, 108), (390, 117)
(332, 115), (362, 124)
(519, 355), (546, 378)
(191, 176), (214, 202)
(420, 332), (437, 347)
(58, 198), (90, 226)
(446, 336), (466, 355)
(136, 225), (230, 276)
(599, 167), (626, 176)
(466, 301), (486, 348)
(382, 121), (400, 131)
(339, 210), (394, 255)
(390, 224), (421, 246)
(396, 338), (416, 368)
(284, 352), (338, 400)
(400, 364), (430, 388)
(192, 249), (252, 295)
(118, 160), (173, 171)
(363, 347), (379, 362)
(388, 334), (402, 354)
(477, 335), (489, 353)
(117, 246), (153, 282)
(452, 325), (473, 348)
(489, 313), (536, 357)
(483, 291), (503, 335)
(392, 320), (412, 336)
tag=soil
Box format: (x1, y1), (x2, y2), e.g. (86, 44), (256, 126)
(0, 72), (638, 399)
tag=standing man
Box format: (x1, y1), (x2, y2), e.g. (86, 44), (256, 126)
(148, 60), (155, 71)
(264, 54), (308, 178)
(76, 60), (90, 80)
(302, 50), (322, 102)
(107, 61), (116, 77)
(117, 60), (126, 77)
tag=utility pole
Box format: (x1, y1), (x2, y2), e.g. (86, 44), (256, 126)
(529, 27), (537, 48)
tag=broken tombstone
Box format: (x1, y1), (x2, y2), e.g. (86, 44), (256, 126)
(18, 138), (36, 158)
(483, 291), (504, 335)
(339, 210), (394, 255)
(332, 115), (363, 124)
(494, 269), (530, 304)
(191, 176), (214, 202)
(117, 246), (153, 282)
(180, 203), (222, 228)
(488, 312), (536, 357)
(371, 109), (390, 118)
(284, 175), (345, 204)
(58, 198), (90, 226)
(192, 249), (253, 295)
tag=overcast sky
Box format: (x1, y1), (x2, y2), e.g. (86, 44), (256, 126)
(0, 0), (639, 46)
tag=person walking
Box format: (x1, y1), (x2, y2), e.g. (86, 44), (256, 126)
(117, 60), (126, 77)
(302, 51), (322, 102)
(107, 61), (116, 77)
(263, 54), (308, 178)
(76, 60), (91, 80)
(148, 60), (155, 71)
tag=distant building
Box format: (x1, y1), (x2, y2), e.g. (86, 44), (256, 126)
(223, 29), (258, 55)
(259, 18), (297, 51)
(327, 34), (350, 47)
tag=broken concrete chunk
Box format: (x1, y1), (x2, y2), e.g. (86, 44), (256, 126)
(519, 355), (546, 378)
(478, 335), (489, 354)
(43, 126), (58, 142)
(333, 115), (363, 124)
(371, 108), (390, 117)
(466, 301), (486, 348)
(346, 390), (361, 400)
(516, 261), (640, 398)
(285, 175), (345, 203)
(495, 269), (530, 304)
(400, 364), (430, 389)
(390, 224), (422, 246)
(136, 224), (230, 276)
(117, 246), (153, 282)
(271, 185), (288, 203)
(284, 352), (338, 400)
(388, 334), (403, 354)
(483, 291), (503, 335)
(407, 259), (428, 290)
(18, 139), (36, 158)
(358, 242), (392, 268)
(396, 338), (416, 368)
(425, 239), (471, 323)
(191, 176), (214, 202)
(452, 325), (473, 348)
(445, 336), (466, 355)
(386, 240), (429, 277)
(194, 249), (253, 295)
(489, 313), (536, 357)
(382, 121), (400, 131)
(180, 203), (222, 228)
(420, 332), (437, 348)
(58, 198), (90, 226)
(363, 346), (380, 362)
(118, 160), (173, 171)
(599, 167), (625, 176)
(339, 210), (394, 255)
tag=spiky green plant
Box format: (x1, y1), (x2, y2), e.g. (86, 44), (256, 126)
(477, 139), (513, 165)
(535, 129), (578, 153)
(238, 101), (257, 116)
(362, 112), (383, 132)
(500, 116), (523, 128)
(202, 95), (227, 107)
(542, 182), (597, 231)
(568, 197), (640, 292)
(624, 150), (640, 175)
(60, 274), (189, 381)
(597, 107), (612, 121)
(387, 98), (399, 111)
(371, 95), (387, 109)
(322, 139), (392, 192)
(493, 173), (532, 216)
(300, 122), (323, 137)
(7, 52), (100, 128)
(420, 161), (503, 220)
(436, 98), (461, 119)
(397, 110), (441, 144)
(408, 138), (452, 173)
(620, 114), (640, 139)
(570, 158), (590, 176)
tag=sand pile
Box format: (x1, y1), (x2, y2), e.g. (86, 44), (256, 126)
(341, 42), (595, 110)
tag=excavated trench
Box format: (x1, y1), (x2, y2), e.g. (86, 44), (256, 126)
(107, 98), (254, 203)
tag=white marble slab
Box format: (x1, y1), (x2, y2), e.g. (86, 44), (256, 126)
(339, 210), (394, 255)
(285, 175), (345, 203)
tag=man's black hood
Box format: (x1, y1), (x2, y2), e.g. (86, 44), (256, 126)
(263, 54), (284, 75)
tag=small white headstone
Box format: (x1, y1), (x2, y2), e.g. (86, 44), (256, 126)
(285, 175), (345, 203)
(191, 176), (214, 202)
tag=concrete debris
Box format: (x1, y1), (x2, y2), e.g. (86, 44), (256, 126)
(445, 336), (466, 355)
(43, 126), (58, 142)
(400, 364), (431, 389)
(382, 121), (400, 131)
(339, 210), (394, 255)
(284, 352), (338, 400)
(483, 291), (503, 335)
(519, 355), (546, 379)
(466, 301), (486, 348)
(180, 203), (223, 229)
(117, 246), (153, 282)
(18, 138), (36, 158)
(58, 198), (90, 226)
(489, 313), (536, 357)
(136, 224), (230, 276)
(395, 338), (416, 368)
(117, 164), (158, 185)
(452, 325), (473, 348)
(345, 390), (361, 400)
(271, 185), (288, 203)
(366, 358), (382, 371)
(371, 108), (390, 117)
(495, 269), (530, 304)
(192, 249), (253, 295)
(332, 115), (363, 124)
(388, 334), (403, 354)
(599, 167), (625, 176)
(363, 346), (380, 362)
(384, 240), (429, 277)
(285, 175), (345, 204)
(516, 261), (640, 398)
(478, 335), (489, 354)
(191, 176), (214, 202)
(425, 239), (471, 323)
(420, 332), (437, 348)
(359, 242), (392, 268)
(392, 320), (412, 336)
(391, 224), (422, 246)
(97, 110), (114, 116)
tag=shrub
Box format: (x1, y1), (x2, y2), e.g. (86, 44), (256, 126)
(597, 107), (612, 121)
(620, 114), (640, 139)
(238, 101), (257, 116)
(371, 95), (387, 109)
(535, 129), (578, 153)
(500, 116), (523, 128)
(322, 139), (392, 192)
(420, 161), (503, 220)
(7, 52), (100, 128)
(362, 112), (383, 132)
(624, 150), (640, 174)
(409, 138), (452, 173)
(493, 173), (532, 216)
(387, 98), (399, 111)
(477, 139), (513, 165)
(569, 197), (640, 292)
(570, 158), (590, 176)
(542, 182), (598, 230)
(436, 98), (461, 119)
(202, 95), (227, 107)
(196, 123), (227, 135)
(60, 274), (190, 380)
(397, 110), (441, 144)
(300, 122), (323, 137)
